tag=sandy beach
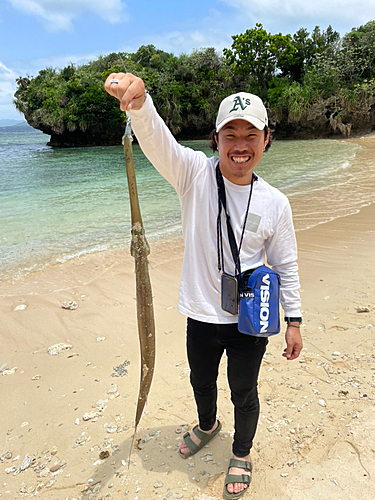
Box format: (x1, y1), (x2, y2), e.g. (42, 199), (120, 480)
(1, 139), (374, 500)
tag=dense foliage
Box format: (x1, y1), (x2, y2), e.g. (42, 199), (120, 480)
(14, 21), (375, 145)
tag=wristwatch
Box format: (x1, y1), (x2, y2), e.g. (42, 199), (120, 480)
(284, 317), (302, 324)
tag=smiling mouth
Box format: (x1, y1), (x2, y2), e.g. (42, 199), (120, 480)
(231, 156), (250, 164)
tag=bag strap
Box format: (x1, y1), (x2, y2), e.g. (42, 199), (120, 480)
(216, 165), (255, 277)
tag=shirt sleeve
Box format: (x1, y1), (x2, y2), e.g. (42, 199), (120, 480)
(127, 94), (207, 197)
(265, 201), (302, 317)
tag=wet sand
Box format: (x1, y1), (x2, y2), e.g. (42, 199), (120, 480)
(0, 143), (374, 499)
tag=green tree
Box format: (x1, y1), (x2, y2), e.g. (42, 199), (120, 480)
(14, 54), (129, 144)
(280, 25), (340, 82)
(224, 23), (295, 98)
(12, 24), (375, 145)
(148, 47), (236, 136)
(339, 21), (375, 83)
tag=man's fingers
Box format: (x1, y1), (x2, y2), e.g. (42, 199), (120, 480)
(283, 345), (294, 360)
(282, 347), (298, 360)
(284, 346), (292, 357)
(104, 73), (124, 97)
(119, 78), (145, 111)
(104, 72), (145, 111)
(283, 347), (298, 360)
(119, 80), (137, 111)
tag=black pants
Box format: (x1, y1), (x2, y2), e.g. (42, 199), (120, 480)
(186, 318), (268, 458)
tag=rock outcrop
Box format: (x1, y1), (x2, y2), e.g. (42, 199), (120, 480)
(271, 97), (375, 140)
(20, 96), (375, 146)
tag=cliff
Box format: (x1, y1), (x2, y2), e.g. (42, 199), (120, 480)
(19, 97), (375, 146)
(271, 97), (375, 140)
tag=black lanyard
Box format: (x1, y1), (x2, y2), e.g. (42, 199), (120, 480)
(216, 164), (255, 276)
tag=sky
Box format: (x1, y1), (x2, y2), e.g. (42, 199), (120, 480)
(1, 0), (374, 120)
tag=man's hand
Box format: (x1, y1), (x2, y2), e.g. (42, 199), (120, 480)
(104, 72), (146, 111)
(282, 325), (303, 360)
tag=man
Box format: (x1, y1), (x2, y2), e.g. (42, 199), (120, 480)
(105, 73), (303, 499)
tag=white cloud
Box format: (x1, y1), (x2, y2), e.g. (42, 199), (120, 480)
(126, 8), (237, 56)
(0, 61), (22, 120)
(23, 52), (97, 74)
(8, 0), (129, 32)
(0, 62), (18, 105)
(220, 0), (375, 34)
(130, 0), (375, 57)
(136, 29), (232, 56)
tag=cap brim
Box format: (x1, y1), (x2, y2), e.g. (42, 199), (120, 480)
(216, 115), (265, 133)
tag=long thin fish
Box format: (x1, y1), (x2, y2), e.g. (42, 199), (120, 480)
(122, 118), (156, 465)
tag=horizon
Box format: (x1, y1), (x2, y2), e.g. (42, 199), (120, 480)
(0, 118), (27, 126)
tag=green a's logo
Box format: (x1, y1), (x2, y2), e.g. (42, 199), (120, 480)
(229, 96), (251, 113)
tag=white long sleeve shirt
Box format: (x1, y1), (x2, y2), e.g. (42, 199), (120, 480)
(128, 95), (301, 323)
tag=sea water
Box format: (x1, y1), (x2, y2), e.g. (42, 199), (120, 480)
(1, 126), (374, 284)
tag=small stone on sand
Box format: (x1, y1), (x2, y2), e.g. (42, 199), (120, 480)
(47, 343), (72, 355)
(61, 301), (78, 310)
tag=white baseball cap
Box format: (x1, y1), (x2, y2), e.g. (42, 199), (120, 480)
(216, 92), (268, 132)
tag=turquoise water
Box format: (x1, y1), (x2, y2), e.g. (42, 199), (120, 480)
(1, 126), (374, 284)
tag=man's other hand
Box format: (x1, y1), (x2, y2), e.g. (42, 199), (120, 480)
(283, 325), (303, 360)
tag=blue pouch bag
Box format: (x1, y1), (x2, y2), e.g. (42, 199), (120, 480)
(238, 265), (281, 337)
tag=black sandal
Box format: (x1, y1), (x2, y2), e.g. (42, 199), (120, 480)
(178, 420), (222, 459)
(223, 458), (252, 499)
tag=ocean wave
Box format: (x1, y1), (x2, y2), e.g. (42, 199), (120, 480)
(294, 202), (372, 232)
(55, 245), (109, 263)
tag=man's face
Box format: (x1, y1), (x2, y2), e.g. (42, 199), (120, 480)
(216, 119), (269, 185)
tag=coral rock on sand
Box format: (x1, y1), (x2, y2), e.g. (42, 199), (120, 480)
(356, 306), (370, 313)
(61, 301), (78, 310)
(47, 343), (72, 355)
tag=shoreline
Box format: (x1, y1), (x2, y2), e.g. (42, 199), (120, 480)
(2, 134), (375, 290)
(4, 124), (374, 146)
(1, 198), (373, 299)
